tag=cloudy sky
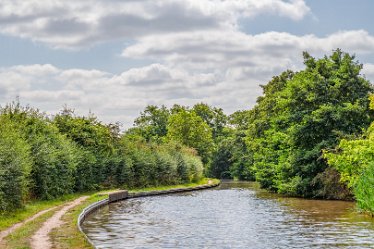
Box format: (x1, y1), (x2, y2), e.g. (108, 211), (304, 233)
(1, 0), (374, 128)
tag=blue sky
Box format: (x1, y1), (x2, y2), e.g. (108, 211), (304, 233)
(1, 0), (374, 127)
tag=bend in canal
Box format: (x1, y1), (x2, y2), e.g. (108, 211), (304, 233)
(82, 181), (374, 249)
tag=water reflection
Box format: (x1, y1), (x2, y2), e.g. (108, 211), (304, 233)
(82, 181), (374, 249)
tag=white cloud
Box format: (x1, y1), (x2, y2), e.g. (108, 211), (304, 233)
(1, 1), (374, 129)
(362, 63), (374, 80)
(2, 28), (374, 127)
(2, 48), (373, 128)
(123, 30), (374, 70)
(0, 63), (264, 127)
(20, 90), (84, 102)
(0, 0), (310, 48)
(121, 29), (374, 88)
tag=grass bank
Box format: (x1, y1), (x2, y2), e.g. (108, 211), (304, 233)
(0, 193), (95, 231)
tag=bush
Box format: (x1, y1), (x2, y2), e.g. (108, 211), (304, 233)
(0, 116), (32, 212)
(355, 162), (374, 213)
(155, 151), (178, 185)
(1, 106), (77, 199)
(0, 103), (205, 212)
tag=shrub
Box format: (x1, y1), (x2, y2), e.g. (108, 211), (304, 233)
(0, 116), (32, 211)
(355, 162), (374, 213)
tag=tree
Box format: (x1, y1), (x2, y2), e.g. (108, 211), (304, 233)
(192, 103), (228, 139)
(246, 49), (373, 198)
(209, 137), (234, 179)
(167, 109), (213, 164)
(133, 105), (170, 142)
(324, 95), (374, 210)
(54, 108), (117, 188)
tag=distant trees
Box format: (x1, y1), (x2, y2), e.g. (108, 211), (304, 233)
(133, 105), (170, 142)
(192, 103), (228, 139)
(128, 49), (374, 213)
(129, 103), (234, 176)
(167, 109), (213, 164)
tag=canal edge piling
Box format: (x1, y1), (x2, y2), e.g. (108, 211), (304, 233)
(77, 181), (220, 248)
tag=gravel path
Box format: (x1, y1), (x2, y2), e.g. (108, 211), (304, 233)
(30, 196), (88, 249)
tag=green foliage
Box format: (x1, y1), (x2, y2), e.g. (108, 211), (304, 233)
(209, 138), (234, 179)
(133, 105), (170, 142)
(167, 109), (214, 164)
(0, 115), (32, 212)
(131, 103), (231, 174)
(324, 95), (374, 210)
(324, 137), (374, 188)
(192, 103), (228, 139)
(0, 103), (204, 212)
(246, 49), (373, 198)
(119, 136), (203, 187)
(355, 162), (374, 213)
(1, 104), (77, 200)
(54, 108), (117, 188)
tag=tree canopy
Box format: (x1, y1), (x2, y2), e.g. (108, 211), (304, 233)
(245, 49), (373, 198)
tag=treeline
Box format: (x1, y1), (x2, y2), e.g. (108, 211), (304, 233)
(0, 104), (203, 212)
(2, 49), (374, 214)
(126, 49), (374, 213)
(238, 49), (373, 201)
(228, 49), (374, 213)
(125, 103), (250, 180)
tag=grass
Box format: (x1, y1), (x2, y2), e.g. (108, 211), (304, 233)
(1, 178), (219, 249)
(0, 193), (85, 231)
(1, 209), (56, 249)
(50, 194), (105, 249)
(129, 178), (219, 193)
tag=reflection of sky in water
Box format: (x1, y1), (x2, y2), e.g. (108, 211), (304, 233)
(83, 182), (374, 249)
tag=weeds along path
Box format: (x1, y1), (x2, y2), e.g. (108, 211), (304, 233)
(30, 196), (88, 249)
(0, 207), (57, 245)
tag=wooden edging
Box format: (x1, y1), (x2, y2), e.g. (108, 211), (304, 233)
(77, 181), (220, 249)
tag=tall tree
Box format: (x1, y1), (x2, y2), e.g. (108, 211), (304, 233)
(247, 49), (373, 198)
(167, 109), (213, 164)
(193, 103), (228, 139)
(133, 105), (170, 142)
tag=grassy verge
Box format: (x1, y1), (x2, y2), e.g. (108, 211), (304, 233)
(0, 193), (87, 231)
(1, 209), (56, 249)
(129, 178), (219, 193)
(50, 194), (105, 249)
(1, 179), (219, 249)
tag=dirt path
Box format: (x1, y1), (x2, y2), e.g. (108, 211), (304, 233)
(0, 207), (57, 245)
(30, 196), (88, 249)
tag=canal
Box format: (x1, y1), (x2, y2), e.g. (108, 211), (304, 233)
(82, 181), (374, 248)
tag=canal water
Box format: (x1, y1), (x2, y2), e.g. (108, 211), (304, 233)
(82, 181), (374, 249)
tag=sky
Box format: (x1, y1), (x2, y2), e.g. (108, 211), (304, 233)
(1, 0), (374, 128)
